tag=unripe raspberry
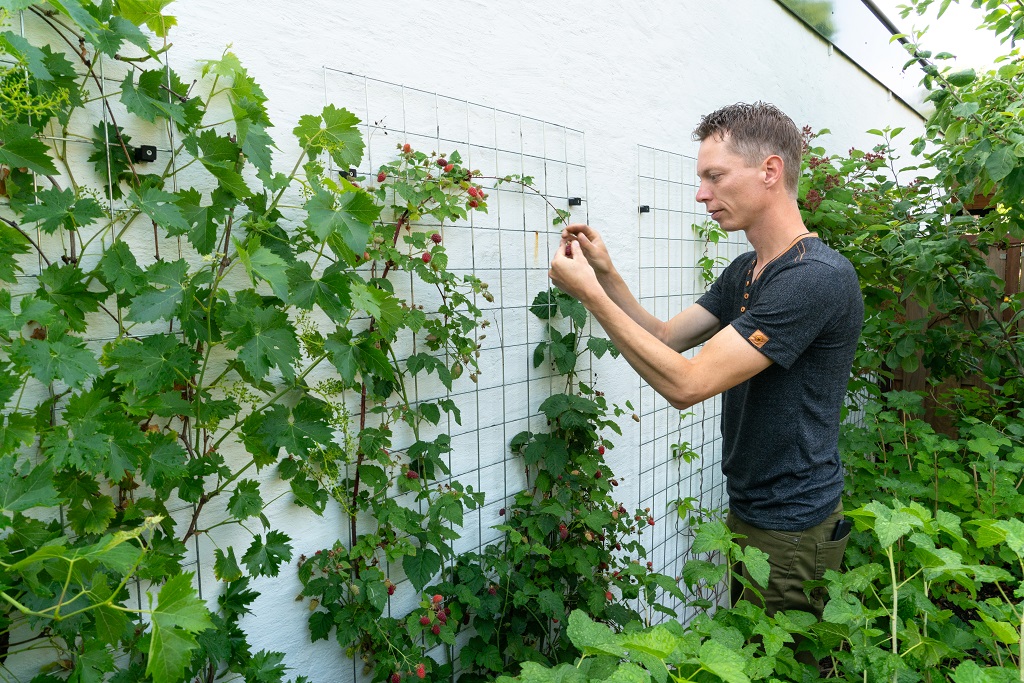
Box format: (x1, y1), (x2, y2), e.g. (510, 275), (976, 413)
(444, 163), (454, 172)
(605, 591), (613, 601)
(416, 664), (426, 679)
(403, 143), (412, 153)
(432, 594), (443, 604)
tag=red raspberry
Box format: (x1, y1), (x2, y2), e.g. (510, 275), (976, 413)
(377, 172), (387, 182)
(467, 186), (479, 198)
(432, 594), (443, 604)
(598, 445), (605, 455)
(430, 233), (442, 244)
(594, 470), (602, 479)
(403, 143), (412, 153)
(605, 591), (613, 601)
(437, 158), (447, 167)
(421, 252), (431, 264)
(419, 615), (430, 625)
(611, 479), (618, 487)
(469, 200), (478, 208)
(444, 163), (454, 172)
(392, 674), (401, 683)
(487, 586), (497, 595)
(558, 524), (568, 541)
(387, 584), (396, 595)
(647, 516), (655, 526)
(406, 470), (419, 479)
(444, 606), (451, 616)
(647, 561), (653, 570)
(438, 611), (447, 624)
(416, 664), (426, 679)
(431, 624), (441, 635)
(499, 508), (506, 516)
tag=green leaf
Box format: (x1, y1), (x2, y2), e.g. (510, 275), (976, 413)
(0, 454), (59, 514)
(0, 31), (52, 82)
(11, 334), (100, 389)
(566, 609), (626, 657)
(698, 640), (750, 683)
(146, 573), (213, 683)
(127, 259), (189, 323)
(116, 0), (177, 37)
(403, 547), (442, 591)
(189, 130), (251, 198)
(0, 122), (58, 175)
(303, 188), (379, 256)
(121, 70), (196, 127)
(946, 68), (977, 87)
(0, 225), (31, 283)
(242, 530), (292, 577)
(214, 547), (243, 582)
(22, 186), (104, 234)
(740, 545), (770, 588)
(128, 186), (190, 235)
(37, 263), (105, 331)
(293, 104), (364, 167)
(106, 334), (198, 395)
(985, 145), (1016, 183)
(234, 237), (289, 299)
(227, 479), (263, 520)
(97, 241), (147, 298)
(223, 300), (299, 382)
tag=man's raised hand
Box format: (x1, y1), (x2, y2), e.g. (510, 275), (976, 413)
(562, 224), (613, 277)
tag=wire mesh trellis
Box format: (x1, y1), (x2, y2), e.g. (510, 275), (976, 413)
(635, 144), (751, 624)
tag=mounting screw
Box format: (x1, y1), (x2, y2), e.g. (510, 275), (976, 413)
(568, 197), (582, 207)
(133, 145), (157, 163)
(639, 205), (650, 213)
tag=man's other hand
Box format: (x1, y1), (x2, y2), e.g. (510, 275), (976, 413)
(562, 224), (613, 277)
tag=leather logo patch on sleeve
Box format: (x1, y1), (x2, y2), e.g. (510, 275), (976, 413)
(748, 330), (769, 349)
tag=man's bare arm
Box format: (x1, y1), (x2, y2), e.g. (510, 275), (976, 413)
(549, 239), (770, 409)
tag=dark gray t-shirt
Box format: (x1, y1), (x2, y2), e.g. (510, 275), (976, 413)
(696, 237), (863, 531)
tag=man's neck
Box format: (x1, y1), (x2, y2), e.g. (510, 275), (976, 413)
(745, 202), (809, 264)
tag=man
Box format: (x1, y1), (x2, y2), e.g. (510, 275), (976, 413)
(547, 102), (863, 620)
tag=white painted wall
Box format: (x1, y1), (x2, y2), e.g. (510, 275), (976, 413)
(5, 1), (926, 681)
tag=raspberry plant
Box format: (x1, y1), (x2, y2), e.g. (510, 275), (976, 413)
(0, 4), (492, 683)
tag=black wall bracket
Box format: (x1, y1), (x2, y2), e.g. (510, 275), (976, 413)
(133, 145), (157, 163)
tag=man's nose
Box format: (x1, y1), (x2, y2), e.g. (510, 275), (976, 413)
(695, 183), (710, 204)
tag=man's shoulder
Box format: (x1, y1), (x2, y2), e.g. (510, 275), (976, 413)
(790, 239), (858, 281)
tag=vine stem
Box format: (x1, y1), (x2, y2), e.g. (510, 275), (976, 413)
(887, 545), (899, 683)
(0, 216), (51, 266)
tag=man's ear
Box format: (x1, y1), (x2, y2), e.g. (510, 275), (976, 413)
(763, 155), (785, 190)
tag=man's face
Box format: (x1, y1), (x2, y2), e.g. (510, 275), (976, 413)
(695, 134), (765, 232)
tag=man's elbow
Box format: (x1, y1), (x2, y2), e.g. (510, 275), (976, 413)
(666, 387), (708, 411)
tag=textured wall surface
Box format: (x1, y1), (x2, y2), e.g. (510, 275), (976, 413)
(4, 2), (926, 681)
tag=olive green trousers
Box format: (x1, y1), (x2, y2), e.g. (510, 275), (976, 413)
(726, 502), (848, 620)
